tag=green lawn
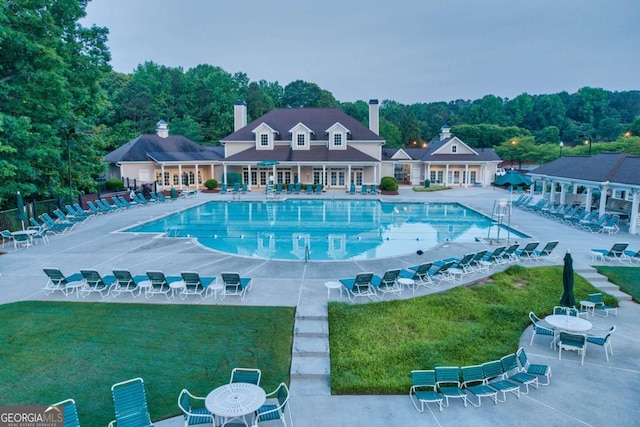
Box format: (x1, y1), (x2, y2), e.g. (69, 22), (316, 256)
(0, 302), (295, 427)
(595, 265), (640, 303)
(328, 265), (618, 394)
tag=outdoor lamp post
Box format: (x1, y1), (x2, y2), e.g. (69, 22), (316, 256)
(559, 141), (564, 157)
(579, 134), (592, 156)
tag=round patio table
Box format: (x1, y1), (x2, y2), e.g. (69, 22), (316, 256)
(544, 314), (592, 333)
(205, 382), (266, 427)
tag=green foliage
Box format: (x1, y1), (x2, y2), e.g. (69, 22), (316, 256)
(104, 178), (124, 191)
(451, 124), (531, 148)
(0, 302), (294, 427)
(379, 176), (398, 191)
(328, 266), (617, 394)
(204, 178), (218, 190)
(412, 185), (449, 192)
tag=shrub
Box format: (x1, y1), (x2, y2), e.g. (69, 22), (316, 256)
(204, 179), (218, 190)
(379, 176), (398, 192)
(104, 179), (124, 191)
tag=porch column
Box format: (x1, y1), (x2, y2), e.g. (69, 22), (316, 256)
(549, 181), (556, 204)
(559, 183), (567, 204)
(161, 164), (166, 190)
(194, 164), (199, 189)
(529, 178), (535, 194)
(223, 164), (227, 185)
(178, 164), (183, 190)
(426, 163), (431, 184)
(599, 182), (609, 217)
(541, 179), (547, 199)
(297, 164), (301, 184)
(629, 190), (639, 235)
(373, 164), (377, 186)
(464, 164), (469, 188)
(348, 165), (352, 188)
(585, 187), (592, 212)
(247, 164), (252, 190)
(322, 165), (326, 187)
(445, 164), (449, 185)
(210, 164), (214, 184)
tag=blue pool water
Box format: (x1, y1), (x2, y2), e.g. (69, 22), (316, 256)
(126, 200), (527, 261)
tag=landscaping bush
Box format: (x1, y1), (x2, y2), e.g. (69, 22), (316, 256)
(380, 176), (398, 192)
(204, 179), (218, 190)
(104, 178), (124, 191)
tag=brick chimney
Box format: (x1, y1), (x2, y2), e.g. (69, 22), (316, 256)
(368, 99), (379, 135)
(156, 120), (169, 138)
(234, 100), (247, 132)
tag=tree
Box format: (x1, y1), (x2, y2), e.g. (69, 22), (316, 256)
(169, 115), (204, 141)
(246, 82), (275, 121)
(626, 116), (640, 137)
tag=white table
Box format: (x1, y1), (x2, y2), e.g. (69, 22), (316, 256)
(169, 280), (186, 299)
(580, 300), (596, 317)
(205, 383), (266, 427)
(397, 277), (415, 293)
(11, 229), (36, 248)
(324, 281), (342, 299)
(137, 280), (152, 298)
(545, 315), (592, 333)
(64, 281), (84, 299)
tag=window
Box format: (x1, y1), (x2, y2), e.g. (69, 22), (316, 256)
(163, 172), (170, 185)
(188, 171), (195, 185)
(297, 134), (305, 146)
(333, 133), (343, 146)
(197, 170), (202, 184)
(470, 171), (477, 184)
(451, 145), (458, 153)
(260, 134), (269, 146)
(173, 174), (179, 185)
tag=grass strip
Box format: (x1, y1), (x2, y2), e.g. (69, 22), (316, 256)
(595, 266), (640, 303)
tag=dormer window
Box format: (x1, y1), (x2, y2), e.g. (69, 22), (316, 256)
(289, 122), (312, 150)
(333, 133), (343, 147)
(326, 122), (350, 150)
(451, 144), (458, 153)
(251, 122), (277, 150)
(297, 133), (306, 146)
(260, 134), (269, 147)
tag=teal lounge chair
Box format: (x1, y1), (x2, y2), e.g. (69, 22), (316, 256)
(409, 370), (443, 412)
(276, 183), (283, 194)
(80, 269), (116, 298)
(481, 360), (521, 402)
(294, 183), (301, 194)
(339, 272), (377, 302)
(590, 242), (628, 264)
(50, 399), (80, 427)
(371, 269), (402, 298)
(146, 271), (182, 299)
(399, 262), (434, 291)
(588, 292), (618, 317)
(109, 377), (154, 427)
(180, 271), (217, 300)
(1, 230), (14, 248)
(306, 184), (313, 194)
(516, 347), (551, 385)
(360, 184), (367, 195)
(221, 272), (252, 301)
(500, 353), (539, 392)
(370, 184), (378, 194)
(220, 183), (228, 194)
(43, 268), (84, 296)
(111, 269), (148, 298)
(349, 183), (356, 195)
(461, 365), (498, 407)
(287, 183), (294, 194)
(314, 183), (322, 194)
(435, 366), (468, 407)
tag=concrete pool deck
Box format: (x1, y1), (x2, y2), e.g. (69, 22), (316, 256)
(1, 186), (639, 426)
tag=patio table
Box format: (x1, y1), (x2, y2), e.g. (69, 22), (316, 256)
(205, 382), (265, 427)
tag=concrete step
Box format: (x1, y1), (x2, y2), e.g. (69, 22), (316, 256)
(294, 319), (328, 338)
(296, 304), (328, 321)
(293, 336), (329, 357)
(291, 356), (330, 380)
(289, 378), (331, 396)
(606, 290), (633, 301)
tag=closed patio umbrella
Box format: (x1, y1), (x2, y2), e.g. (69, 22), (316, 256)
(257, 160), (280, 166)
(16, 191), (27, 230)
(560, 251), (575, 307)
(492, 170), (532, 188)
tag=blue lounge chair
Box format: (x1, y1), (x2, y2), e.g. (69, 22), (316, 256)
(146, 271), (182, 299)
(221, 272), (252, 301)
(294, 183), (301, 194)
(220, 183), (228, 194)
(349, 183), (356, 195)
(622, 248), (640, 264)
(275, 183), (283, 194)
(515, 242), (539, 262)
(241, 183), (248, 194)
(306, 184), (313, 194)
(369, 184), (378, 194)
(339, 272), (377, 302)
(111, 269), (148, 298)
(501, 353), (539, 393)
(588, 292), (618, 317)
(180, 271), (217, 300)
(314, 183), (322, 194)
(371, 269), (402, 298)
(579, 213), (609, 231)
(481, 360), (521, 402)
(590, 242), (628, 264)
(409, 370), (443, 412)
(80, 269), (116, 298)
(286, 183), (294, 194)
(399, 262), (434, 291)
(360, 184), (367, 195)
(109, 377), (154, 427)
(435, 366), (468, 407)
(43, 268), (84, 296)
(461, 365), (498, 407)
(50, 399), (80, 427)
(531, 241), (559, 262)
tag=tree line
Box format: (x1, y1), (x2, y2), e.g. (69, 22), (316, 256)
(1, 1), (639, 209)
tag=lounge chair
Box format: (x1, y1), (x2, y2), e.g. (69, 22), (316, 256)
(314, 184), (322, 194)
(109, 377), (154, 427)
(371, 269), (402, 298)
(349, 183), (356, 195)
(220, 272), (252, 301)
(50, 398), (80, 427)
(111, 269), (149, 298)
(399, 262), (434, 291)
(80, 269), (116, 298)
(43, 268), (84, 296)
(180, 271), (217, 300)
(254, 382), (293, 427)
(360, 184), (367, 195)
(286, 183), (294, 194)
(478, 247), (506, 270)
(591, 242), (629, 264)
(514, 242), (539, 262)
(230, 367), (262, 385)
(481, 360), (521, 402)
(579, 213), (609, 231)
(409, 370), (444, 412)
(557, 332), (587, 365)
(597, 215), (620, 234)
(87, 201), (103, 215)
(588, 293), (618, 317)
(460, 365), (498, 407)
(294, 183), (301, 194)
(177, 389), (215, 427)
(622, 248), (640, 264)
(146, 271), (183, 299)
(339, 272), (377, 302)
(430, 261), (456, 284)
(586, 325), (616, 361)
(468, 250), (489, 271)
(369, 184), (378, 194)
(516, 347), (551, 385)
(306, 184), (313, 194)
(275, 183), (283, 194)
(435, 366), (468, 407)
(532, 241), (559, 262)
(500, 353), (539, 393)
(220, 183), (228, 194)
(576, 210), (598, 226)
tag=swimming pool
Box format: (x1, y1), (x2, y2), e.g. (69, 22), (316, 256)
(126, 200), (527, 261)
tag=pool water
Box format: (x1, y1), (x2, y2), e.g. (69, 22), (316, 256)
(126, 200), (527, 261)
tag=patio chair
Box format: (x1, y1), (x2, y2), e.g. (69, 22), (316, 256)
(111, 269), (148, 298)
(468, 250), (489, 271)
(460, 365), (498, 407)
(13, 232), (32, 249)
(275, 183), (283, 194)
(409, 370), (444, 412)
(588, 293), (618, 317)
(286, 183), (294, 194)
(294, 183), (301, 194)
(497, 244), (520, 265)
(305, 184), (313, 194)
(371, 269), (402, 298)
(500, 353), (539, 393)
(117, 196), (137, 209)
(339, 272), (377, 302)
(314, 184), (322, 194)
(575, 210), (598, 227)
(253, 382), (292, 427)
(481, 360), (521, 402)
(564, 209), (588, 225)
(80, 269), (116, 298)
(220, 272), (252, 301)
(369, 184), (378, 194)
(241, 183), (248, 194)
(50, 398), (80, 427)
(430, 261), (456, 284)
(1, 230), (15, 248)
(29, 225), (49, 245)
(109, 377), (154, 427)
(349, 183), (356, 195)
(529, 312), (555, 347)
(532, 241), (559, 262)
(516, 347), (551, 385)
(360, 184), (367, 195)
(622, 248), (640, 264)
(597, 215), (620, 234)
(586, 325), (616, 362)
(87, 201), (103, 215)
(553, 306), (578, 316)
(399, 262), (434, 291)
(478, 247), (506, 270)
(220, 183), (228, 194)
(590, 242), (629, 264)
(230, 367), (262, 385)
(434, 366), (468, 407)
(557, 332), (587, 365)
(177, 389), (215, 427)
(514, 242), (539, 262)
(146, 271), (183, 299)
(579, 213), (609, 231)
(180, 271), (217, 300)
(43, 268), (84, 296)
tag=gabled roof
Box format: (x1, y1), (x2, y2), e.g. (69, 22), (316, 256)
(104, 134), (224, 163)
(225, 145), (379, 163)
(382, 143), (500, 162)
(529, 152), (640, 186)
(222, 108), (383, 142)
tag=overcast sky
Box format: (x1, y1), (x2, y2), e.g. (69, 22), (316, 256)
(82, 0), (639, 104)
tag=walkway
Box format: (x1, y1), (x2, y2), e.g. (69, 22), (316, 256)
(1, 187), (639, 426)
